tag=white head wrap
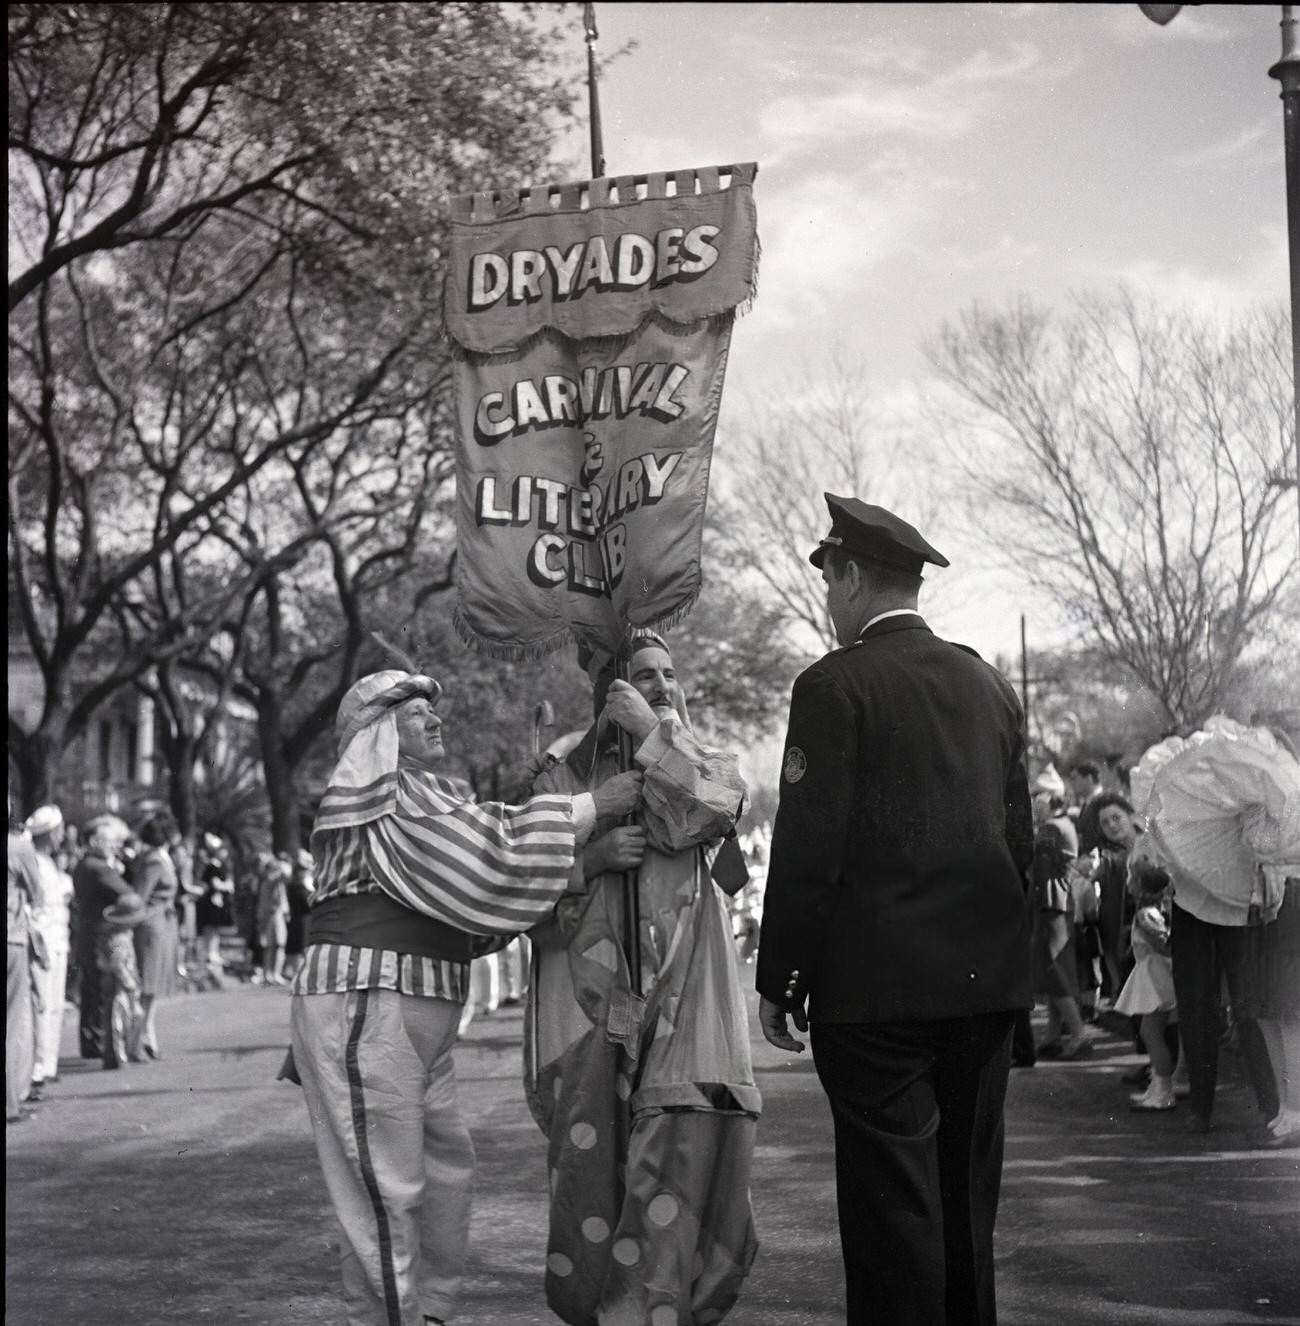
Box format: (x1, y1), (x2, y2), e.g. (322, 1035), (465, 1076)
(313, 670), (442, 834)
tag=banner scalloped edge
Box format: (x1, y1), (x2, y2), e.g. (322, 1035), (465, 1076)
(439, 236), (760, 366)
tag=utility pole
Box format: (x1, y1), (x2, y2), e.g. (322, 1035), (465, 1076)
(1269, 5), (1300, 553)
(584, 2), (605, 179)
(1020, 614), (1031, 737)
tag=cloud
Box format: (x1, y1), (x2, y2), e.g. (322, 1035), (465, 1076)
(744, 158), (963, 333)
(1168, 120), (1274, 170)
(922, 232), (1044, 276)
(1100, 5), (1237, 46)
(756, 38), (1074, 168)
(1106, 223), (1287, 312)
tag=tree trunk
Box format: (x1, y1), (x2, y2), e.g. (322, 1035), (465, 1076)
(8, 702), (71, 818)
(167, 736), (200, 840)
(257, 694), (301, 856)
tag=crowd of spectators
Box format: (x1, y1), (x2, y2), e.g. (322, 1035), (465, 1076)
(8, 722), (1296, 1146)
(5, 801), (315, 1123)
(1023, 735), (1300, 1148)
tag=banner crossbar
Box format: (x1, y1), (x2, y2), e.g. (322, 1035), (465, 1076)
(450, 162), (757, 224)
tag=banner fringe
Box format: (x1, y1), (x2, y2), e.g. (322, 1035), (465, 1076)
(736, 233), (761, 320)
(637, 584), (702, 638)
(451, 585), (704, 663)
(452, 604), (578, 662)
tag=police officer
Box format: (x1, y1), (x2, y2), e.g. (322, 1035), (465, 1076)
(757, 494), (1033, 1326)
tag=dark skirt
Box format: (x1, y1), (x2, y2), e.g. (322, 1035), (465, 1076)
(134, 908), (179, 997)
(1033, 910), (1079, 1000)
(195, 890), (232, 932)
(1236, 880), (1300, 1021)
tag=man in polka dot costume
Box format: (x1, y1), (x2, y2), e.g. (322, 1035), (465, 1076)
(289, 669), (642, 1326)
(526, 633), (758, 1326)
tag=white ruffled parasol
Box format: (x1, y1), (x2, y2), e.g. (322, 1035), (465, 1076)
(1130, 716), (1300, 920)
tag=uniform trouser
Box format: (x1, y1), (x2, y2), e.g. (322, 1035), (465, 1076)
(77, 947), (103, 1058)
(1169, 905), (1278, 1124)
(291, 990), (474, 1326)
(811, 1011), (1014, 1326)
(7, 942), (35, 1120)
(32, 946), (68, 1081)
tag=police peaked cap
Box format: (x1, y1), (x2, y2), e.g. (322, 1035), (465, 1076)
(808, 493), (949, 574)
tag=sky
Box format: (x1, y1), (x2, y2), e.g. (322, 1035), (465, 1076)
(548, 2), (1289, 665)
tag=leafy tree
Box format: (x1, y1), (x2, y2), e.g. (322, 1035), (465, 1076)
(7, 2), (581, 813)
(927, 292), (1296, 732)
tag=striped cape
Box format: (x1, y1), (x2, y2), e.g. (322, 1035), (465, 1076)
(311, 769), (578, 937)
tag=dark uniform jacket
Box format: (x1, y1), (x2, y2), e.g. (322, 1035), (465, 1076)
(757, 614), (1034, 1023)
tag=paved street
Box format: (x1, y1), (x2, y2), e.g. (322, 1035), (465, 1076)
(6, 980), (1299, 1326)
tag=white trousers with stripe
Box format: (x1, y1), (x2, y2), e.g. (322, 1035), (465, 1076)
(291, 990), (474, 1326)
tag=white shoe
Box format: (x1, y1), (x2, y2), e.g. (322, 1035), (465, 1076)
(1130, 1081), (1176, 1111)
(1268, 1107), (1300, 1137)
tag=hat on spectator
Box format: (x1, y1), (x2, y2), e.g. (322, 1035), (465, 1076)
(103, 891), (148, 927)
(25, 804), (63, 837)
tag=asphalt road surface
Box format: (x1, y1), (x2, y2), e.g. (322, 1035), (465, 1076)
(6, 978), (1299, 1325)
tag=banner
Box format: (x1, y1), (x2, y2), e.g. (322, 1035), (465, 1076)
(445, 164), (758, 659)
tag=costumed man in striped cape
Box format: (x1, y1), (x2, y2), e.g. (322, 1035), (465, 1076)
(290, 669), (642, 1326)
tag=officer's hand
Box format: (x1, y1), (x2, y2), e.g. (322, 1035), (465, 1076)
(591, 770), (644, 819)
(759, 995), (807, 1054)
(584, 826), (647, 879)
(602, 680), (660, 742)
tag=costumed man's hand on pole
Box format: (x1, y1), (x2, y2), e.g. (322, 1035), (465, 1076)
(603, 679), (660, 742)
(759, 995), (807, 1054)
(591, 770), (643, 819)
(584, 826), (647, 880)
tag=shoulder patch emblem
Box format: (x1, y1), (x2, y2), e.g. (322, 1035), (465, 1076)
(784, 746), (807, 784)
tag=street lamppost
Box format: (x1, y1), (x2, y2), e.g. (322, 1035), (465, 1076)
(1268, 6), (1300, 551)
(1143, 4), (1300, 553)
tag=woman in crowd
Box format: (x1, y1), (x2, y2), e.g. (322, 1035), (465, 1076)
(1244, 873), (1300, 1146)
(1031, 769), (1091, 1060)
(1092, 793), (1142, 1004)
(132, 810), (180, 1059)
(255, 852), (291, 986)
(195, 834), (235, 984)
(1236, 728), (1300, 1147)
(26, 805), (74, 1094)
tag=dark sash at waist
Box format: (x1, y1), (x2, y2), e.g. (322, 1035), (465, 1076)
(305, 891), (473, 963)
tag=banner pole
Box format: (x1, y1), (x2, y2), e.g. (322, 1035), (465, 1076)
(584, 3), (606, 178)
(615, 651), (643, 996)
(586, 3), (632, 991)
